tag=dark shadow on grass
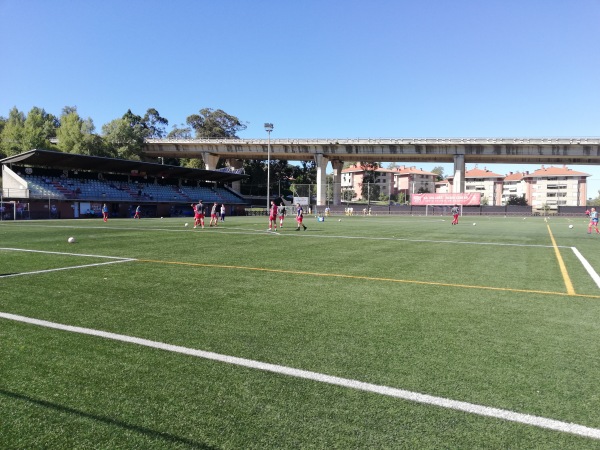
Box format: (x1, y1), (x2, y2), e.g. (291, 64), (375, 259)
(0, 388), (219, 449)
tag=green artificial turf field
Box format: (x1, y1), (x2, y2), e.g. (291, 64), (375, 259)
(1, 214), (600, 449)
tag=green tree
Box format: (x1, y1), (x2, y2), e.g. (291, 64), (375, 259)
(178, 108), (246, 169)
(359, 163), (380, 201)
(506, 194), (528, 206)
(167, 124), (192, 139)
(103, 108), (168, 160)
(102, 115), (142, 160)
(587, 192), (600, 206)
(290, 161), (316, 185)
(22, 107), (58, 151)
(180, 158), (205, 169)
(57, 107), (90, 152)
(186, 108), (247, 138)
(57, 107), (109, 157)
(361, 181), (380, 201)
(143, 108), (168, 138)
(431, 166), (445, 181)
(269, 160), (295, 198)
(342, 189), (356, 202)
(0, 107), (25, 157)
(240, 159), (267, 196)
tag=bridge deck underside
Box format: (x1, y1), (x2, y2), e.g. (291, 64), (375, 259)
(145, 142), (600, 165)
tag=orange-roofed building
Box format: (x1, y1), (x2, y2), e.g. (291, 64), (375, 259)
(502, 171), (527, 204)
(442, 165), (590, 207)
(447, 167), (504, 205)
(524, 165), (589, 209)
(341, 164), (436, 201)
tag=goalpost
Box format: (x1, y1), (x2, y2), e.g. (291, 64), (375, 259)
(424, 204), (460, 216)
(0, 200), (17, 221)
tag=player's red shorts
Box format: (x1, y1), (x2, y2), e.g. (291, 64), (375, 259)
(269, 215), (276, 221)
(211, 214), (217, 219)
(195, 213), (201, 219)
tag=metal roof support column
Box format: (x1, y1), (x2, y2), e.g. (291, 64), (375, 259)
(453, 153), (465, 194)
(314, 152), (329, 207)
(331, 159), (343, 206)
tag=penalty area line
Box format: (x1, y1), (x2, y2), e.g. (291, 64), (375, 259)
(0, 259), (135, 278)
(1, 311), (600, 441)
(0, 247), (134, 260)
(0, 247), (136, 278)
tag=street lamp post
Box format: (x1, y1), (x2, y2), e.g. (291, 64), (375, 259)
(264, 123), (274, 213)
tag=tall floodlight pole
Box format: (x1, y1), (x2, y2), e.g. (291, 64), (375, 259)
(264, 123), (274, 212)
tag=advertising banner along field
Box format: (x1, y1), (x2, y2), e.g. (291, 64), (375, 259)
(411, 193), (481, 206)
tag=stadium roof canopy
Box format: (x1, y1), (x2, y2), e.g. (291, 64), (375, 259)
(0, 149), (247, 183)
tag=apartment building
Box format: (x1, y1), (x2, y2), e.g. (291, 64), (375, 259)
(502, 172), (527, 205)
(443, 165), (589, 207)
(341, 165), (437, 201)
(447, 167), (504, 205)
(526, 166), (589, 208)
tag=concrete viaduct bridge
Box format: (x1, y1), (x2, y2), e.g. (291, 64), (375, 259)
(144, 137), (600, 206)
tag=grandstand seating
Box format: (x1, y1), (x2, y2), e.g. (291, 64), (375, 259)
(21, 174), (246, 204)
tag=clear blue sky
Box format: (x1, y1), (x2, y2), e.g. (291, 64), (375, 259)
(1, 0), (599, 194)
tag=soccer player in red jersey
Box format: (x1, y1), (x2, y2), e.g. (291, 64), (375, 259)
(192, 201), (205, 228)
(451, 204), (459, 225)
(268, 201), (278, 231)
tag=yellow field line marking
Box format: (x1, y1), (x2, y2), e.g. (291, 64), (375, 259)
(546, 224), (575, 295)
(137, 258), (600, 299)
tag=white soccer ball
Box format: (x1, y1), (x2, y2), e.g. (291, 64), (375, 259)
(472, 223), (476, 226)
(185, 223), (189, 227)
(338, 219), (341, 222)
(569, 224), (574, 229)
(68, 237), (76, 243)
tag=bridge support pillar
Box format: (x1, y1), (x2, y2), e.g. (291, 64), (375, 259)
(331, 159), (343, 205)
(314, 153), (329, 207)
(201, 152), (220, 171)
(453, 154), (465, 193)
(227, 159), (243, 193)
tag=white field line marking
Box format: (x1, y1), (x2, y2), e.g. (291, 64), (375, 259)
(277, 233), (563, 248)
(0, 247), (133, 260)
(0, 248), (136, 278)
(1, 312), (599, 441)
(0, 223), (568, 248)
(572, 247), (600, 289)
(192, 229), (562, 249)
(0, 260), (134, 278)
